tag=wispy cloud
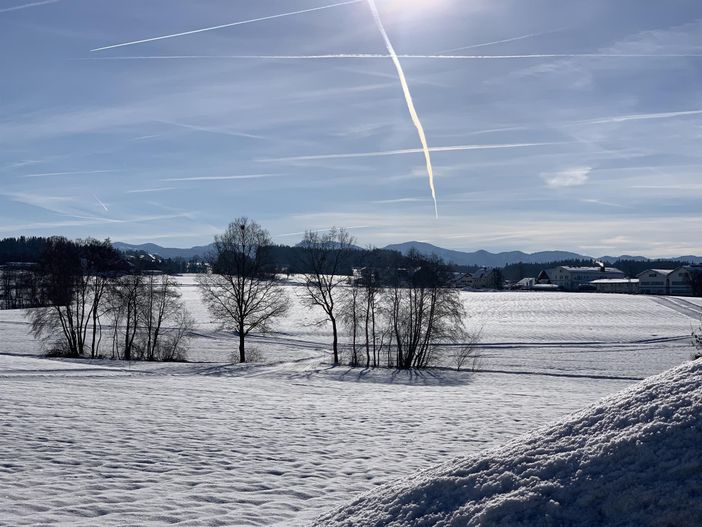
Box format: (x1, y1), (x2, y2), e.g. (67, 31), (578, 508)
(90, 0), (363, 52)
(160, 174), (284, 182)
(0, 0), (58, 14)
(542, 167), (591, 188)
(259, 142), (565, 162)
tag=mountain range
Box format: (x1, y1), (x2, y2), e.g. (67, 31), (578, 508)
(114, 241), (702, 267)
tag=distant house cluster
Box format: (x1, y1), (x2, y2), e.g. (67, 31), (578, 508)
(529, 262), (702, 296)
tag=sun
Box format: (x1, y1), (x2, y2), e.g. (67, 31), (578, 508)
(377, 0), (448, 14)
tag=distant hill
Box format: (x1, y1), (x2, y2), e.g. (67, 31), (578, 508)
(113, 242), (214, 260)
(113, 240), (702, 267)
(384, 241), (586, 267)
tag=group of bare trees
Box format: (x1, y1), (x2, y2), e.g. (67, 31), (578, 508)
(28, 238), (193, 361)
(199, 219), (479, 371)
(341, 253), (480, 370)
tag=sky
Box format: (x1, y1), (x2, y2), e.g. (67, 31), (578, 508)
(1, 0), (701, 257)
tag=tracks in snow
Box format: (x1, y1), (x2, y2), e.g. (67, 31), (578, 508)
(650, 297), (702, 320)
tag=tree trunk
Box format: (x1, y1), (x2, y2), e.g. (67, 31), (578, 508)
(239, 324), (246, 363)
(331, 316), (338, 365)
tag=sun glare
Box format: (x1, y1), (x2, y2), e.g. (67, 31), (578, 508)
(379, 0), (448, 15)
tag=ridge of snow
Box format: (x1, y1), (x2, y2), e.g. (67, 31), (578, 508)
(313, 359), (702, 527)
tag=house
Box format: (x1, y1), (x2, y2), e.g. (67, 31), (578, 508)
(537, 263), (625, 291)
(590, 278), (640, 294)
(448, 272), (474, 289)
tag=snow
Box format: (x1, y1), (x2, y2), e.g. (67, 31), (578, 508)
(314, 359), (702, 527)
(0, 355), (631, 526)
(0, 278), (700, 525)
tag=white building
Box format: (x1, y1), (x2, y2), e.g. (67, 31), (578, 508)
(537, 264), (626, 291)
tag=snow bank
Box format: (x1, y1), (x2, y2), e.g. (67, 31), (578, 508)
(314, 359), (702, 527)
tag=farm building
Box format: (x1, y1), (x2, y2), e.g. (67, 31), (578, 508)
(637, 269), (675, 295)
(637, 266), (702, 296)
(537, 263), (625, 291)
(590, 278), (640, 294)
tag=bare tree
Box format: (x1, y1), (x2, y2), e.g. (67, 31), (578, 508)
(341, 266), (388, 368)
(107, 274), (143, 361)
(140, 274), (188, 361)
(197, 218), (288, 363)
(386, 252), (470, 369)
(341, 282), (362, 367)
(447, 329), (482, 371)
(299, 228), (355, 365)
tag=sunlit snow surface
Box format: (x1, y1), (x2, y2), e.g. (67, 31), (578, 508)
(315, 359), (702, 527)
(0, 276), (699, 526)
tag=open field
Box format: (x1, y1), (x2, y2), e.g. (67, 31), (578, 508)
(0, 279), (699, 525)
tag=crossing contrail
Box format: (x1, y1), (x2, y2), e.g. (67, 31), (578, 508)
(258, 142), (564, 162)
(91, 0), (363, 52)
(82, 52), (702, 61)
(366, 0), (438, 219)
(0, 0), (58, 14)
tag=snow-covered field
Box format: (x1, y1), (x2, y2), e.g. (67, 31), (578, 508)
(0, 278), (699, 525)
(315, 358), (702, 526)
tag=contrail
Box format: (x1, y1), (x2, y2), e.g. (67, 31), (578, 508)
(156, 120), (265, 140)
(573, 109), (702, 125)
(366, 0), (438, 219)
(93, 194), (109, 212)
(258, 142), (564, 162)
(161, 174), (284, 182)
(81, 52), (702, 61)
(439, 28), (567, 53)
(0, 0), (58, 14)
(18, 169), (117, 178)
(91, 0), (363, 52)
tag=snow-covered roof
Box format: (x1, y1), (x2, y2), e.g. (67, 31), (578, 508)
(559, 266), (624, 273)
(314, 359), (702, 526)
(590, 278), (640, 284)
(647, 269), (676, 275)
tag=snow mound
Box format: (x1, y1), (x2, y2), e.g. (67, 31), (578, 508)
(313, 360), (702, 527)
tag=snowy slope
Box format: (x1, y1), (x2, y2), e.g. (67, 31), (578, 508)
(314, 359), (702, 527)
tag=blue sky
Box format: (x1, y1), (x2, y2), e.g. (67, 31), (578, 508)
(1, 0), (701, 256)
